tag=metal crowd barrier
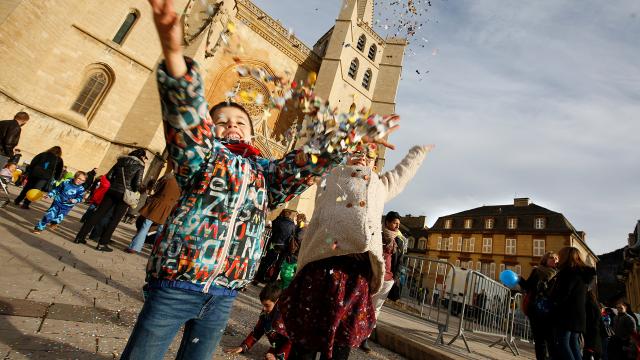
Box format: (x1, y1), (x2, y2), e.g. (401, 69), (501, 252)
(396, 256), (458, 344)
(509, 293), (533, 344)
(447, 270), (517, 355)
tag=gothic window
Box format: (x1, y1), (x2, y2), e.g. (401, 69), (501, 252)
(362, 69), (372, 89)
(71, 65), (113, 120)
(357, 34), (366, 51)
(348, 58), (359, 79)
(368, 44), (377, 60)
(113, 10), (139, 45)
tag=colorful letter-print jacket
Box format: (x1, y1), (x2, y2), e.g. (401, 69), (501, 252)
(146, 58), (347, 291)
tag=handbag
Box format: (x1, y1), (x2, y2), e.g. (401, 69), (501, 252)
(120, 168), (140, 208)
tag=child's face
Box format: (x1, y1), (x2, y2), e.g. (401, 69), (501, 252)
(212, 107), (253, 143)
(74, 176), (87, 185)
(261, 299), (276, 314)
(7, 164), (16, 172)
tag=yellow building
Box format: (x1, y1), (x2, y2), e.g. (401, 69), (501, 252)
(0, 0), (405, 216)
(422, 198), (598, 281)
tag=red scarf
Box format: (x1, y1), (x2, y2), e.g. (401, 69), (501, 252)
(224, 142), (262, 158)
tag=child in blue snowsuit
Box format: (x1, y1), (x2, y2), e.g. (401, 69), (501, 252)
(32, 171), (86, 234)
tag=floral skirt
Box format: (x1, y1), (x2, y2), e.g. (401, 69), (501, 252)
(279, 255), (375, 358)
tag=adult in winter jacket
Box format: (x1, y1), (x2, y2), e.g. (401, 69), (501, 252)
(255, 210), (297, 283)
(584, 290), (605, 360)
(125, 172), (181, 253)
(549, 246), (597, 360)
(74, 149), (146, 251)
(14, 146), (63, 209)
(0, 112), (29, 158)
(120, 2), (398, 359)
(608, 302), (637, 360)
(83, 168), (98, 191)
(519, 251), (558, 360)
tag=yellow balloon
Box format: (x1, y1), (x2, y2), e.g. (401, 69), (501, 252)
(26, 189), (44, 202)
(307, 72), (317, 86)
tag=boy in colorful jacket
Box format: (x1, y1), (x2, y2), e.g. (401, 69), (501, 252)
(121, 1), (398, 359)
(225, 283), (291, 360)
(32, 171), (86, 234)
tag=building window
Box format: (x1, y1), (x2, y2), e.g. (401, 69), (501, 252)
(447, 237), (454, 251)
(507, 217), (518, 229)
(462, 238), (475, 252)
(407, 237), (415, 249)
(481, 262), (490, 276)
(436, 237), (442, 250)
(476, 261), (481, 272)
(515, 264), (522, 275)
(368, 44), (377, 60)
(357, 34), (366, 51)
(455, 259), (461, 267)
(499, 263), (505, 275)
(444, 219), (452, 229)
(505, 238), (517, 255)
(362, 69), (372, 89)
(490, 263), (496, 279)
(71, 64), (114, 120)
(535, 217), (546, 229)
(482, 238), (492, 253)
(464, 219), (473, 229)
(456, 237), (462, 252)
(485, 218), (494, 229)
(533, 239), (545, 256)
(418, 239), (427, 250)
(113, 10), (139, 45)
(348, 58), (359, 79)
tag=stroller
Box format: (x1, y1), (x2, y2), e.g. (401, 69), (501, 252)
(0, 175), (11, 208)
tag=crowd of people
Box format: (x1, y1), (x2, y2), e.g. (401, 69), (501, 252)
(520, 247), (640, 360)
(2, 1), (636, 360)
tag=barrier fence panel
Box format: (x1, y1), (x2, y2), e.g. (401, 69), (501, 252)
(509, 293), (533, 344)
(396, 256), (458, 344)
(447, 270), (517, 355)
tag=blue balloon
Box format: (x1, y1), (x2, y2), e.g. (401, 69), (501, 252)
(499, 270), (519, 288)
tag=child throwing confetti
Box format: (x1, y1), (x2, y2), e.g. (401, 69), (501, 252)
(280, 142), (433, 359)
(32, 171), (86, 234)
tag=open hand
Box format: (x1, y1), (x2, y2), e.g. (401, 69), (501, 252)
(265, 354), (276, 360)
(362, 114), (401, 150)
(148, 0), (187, 77)
(223, 347), (243, 354)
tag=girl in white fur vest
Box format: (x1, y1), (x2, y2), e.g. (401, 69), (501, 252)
(279, 142), (432, 360)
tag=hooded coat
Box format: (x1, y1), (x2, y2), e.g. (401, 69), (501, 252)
(549, 265), (597, 332)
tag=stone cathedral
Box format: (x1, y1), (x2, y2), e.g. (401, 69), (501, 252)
(0, 0), (406, 215)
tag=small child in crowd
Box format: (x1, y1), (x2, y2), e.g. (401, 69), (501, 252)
(0, 162), (16, 183)
(225, 283), (291, 360)
(280, 142), (432, 359)
(32, 171), (86, 234)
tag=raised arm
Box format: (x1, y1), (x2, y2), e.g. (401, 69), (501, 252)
(381, 145), (432, 202)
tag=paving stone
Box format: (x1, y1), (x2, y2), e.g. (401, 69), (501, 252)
(0, 315), (42, 332)
(0, 297), (48, 318)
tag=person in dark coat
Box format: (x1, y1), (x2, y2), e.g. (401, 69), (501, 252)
(608, 302), (637, 360)
(74, 149), (146, 252)
(83, 168), (97, 191)
(549, 246), (597, 360)
(518, 251), (558, 360)
(584, 290), (604, 360)
(254, 210), (297, 283)
(0, 112), (29, 158)
(14, 146), (63, 209)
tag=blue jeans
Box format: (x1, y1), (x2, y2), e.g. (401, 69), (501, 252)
(128, 218), (154, 252)
(120, 286), (237, 360)
(555, 330), (582, 360)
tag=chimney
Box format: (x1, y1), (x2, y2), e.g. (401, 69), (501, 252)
(514, 198), (530, 207)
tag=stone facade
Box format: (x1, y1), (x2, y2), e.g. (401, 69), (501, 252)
(0, 0), (405, 215)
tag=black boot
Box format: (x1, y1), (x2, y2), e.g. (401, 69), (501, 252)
(74, 235), (87, 244)
(96, 244), (113, 252)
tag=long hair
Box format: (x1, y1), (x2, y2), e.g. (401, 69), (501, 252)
(47, 146), (62, 157)
(539, 251), (557, 266)
(557, 247), (586, 270)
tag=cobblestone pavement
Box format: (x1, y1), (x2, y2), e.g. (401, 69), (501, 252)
(0, 184), (405, 359)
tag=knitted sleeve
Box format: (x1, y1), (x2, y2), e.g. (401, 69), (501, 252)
(380, 145), (430, 202)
